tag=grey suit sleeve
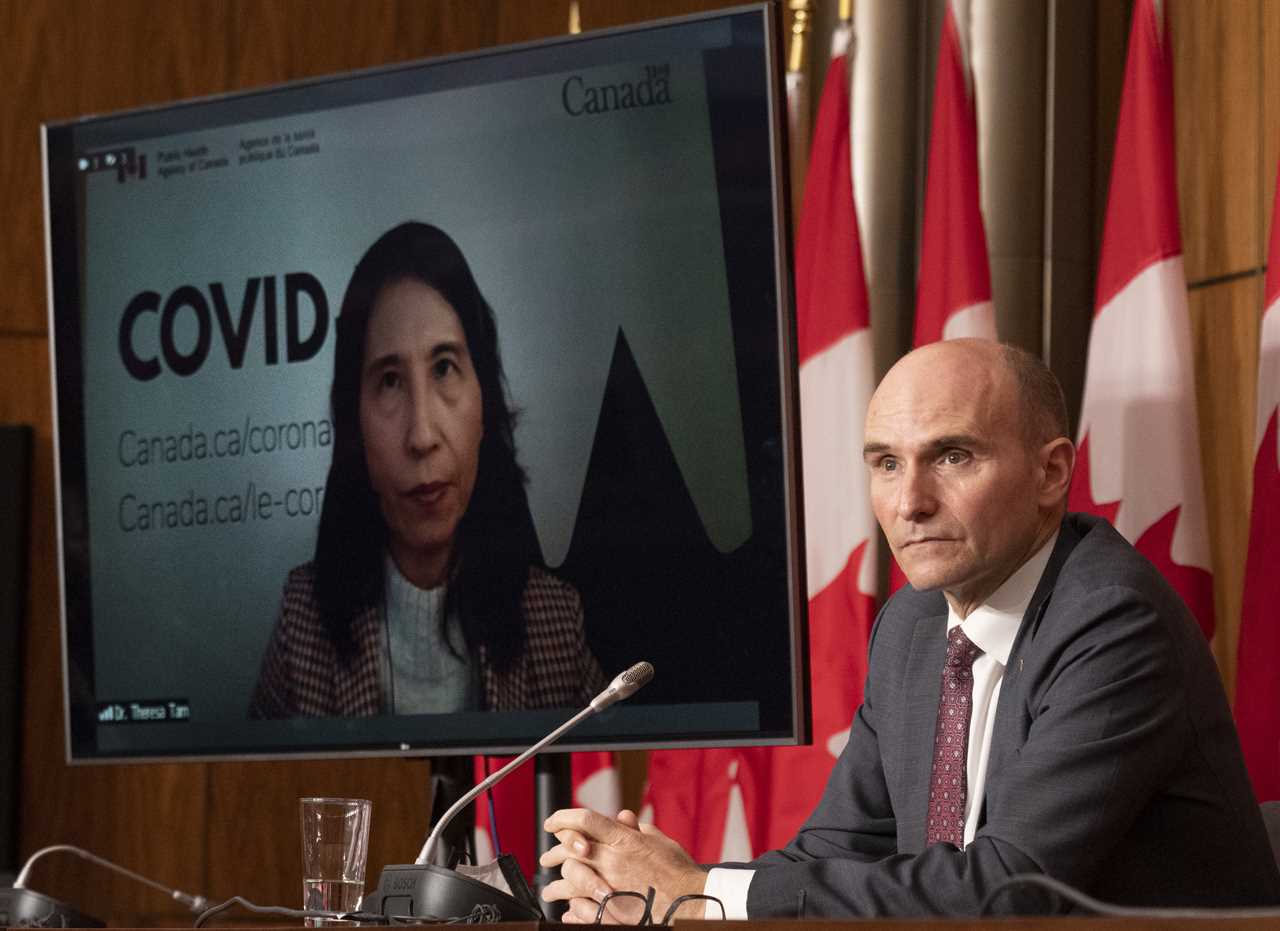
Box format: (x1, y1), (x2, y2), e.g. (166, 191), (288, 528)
(753, 632), (898, 867)
(730, 606), (908, 912)
(742, 697), (906, 916)
(743, 584), (1183, 917)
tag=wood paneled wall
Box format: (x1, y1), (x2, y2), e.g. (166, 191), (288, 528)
(4, 0), (1277, 923)
(1168, 0), (1276, 691)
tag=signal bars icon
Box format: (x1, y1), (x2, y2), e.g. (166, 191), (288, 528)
(78, 146), (146, 183)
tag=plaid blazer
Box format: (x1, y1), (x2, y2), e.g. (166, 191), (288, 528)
(248, 562), (605, 717)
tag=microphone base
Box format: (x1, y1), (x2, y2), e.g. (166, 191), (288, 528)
(0, 887), (104, 927)
(364, 861), (541, 922)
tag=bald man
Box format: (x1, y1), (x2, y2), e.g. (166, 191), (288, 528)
(541, 340), (1280, 918)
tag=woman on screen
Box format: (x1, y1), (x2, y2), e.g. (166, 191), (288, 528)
(249, 222), (604, 717)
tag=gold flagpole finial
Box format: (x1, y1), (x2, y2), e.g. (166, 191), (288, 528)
(787, 0), (812, 74)
(568, 1), (581, 35)
(839, 0), (852, 24)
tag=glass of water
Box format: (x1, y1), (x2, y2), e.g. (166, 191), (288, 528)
(299, 797), (372, 919)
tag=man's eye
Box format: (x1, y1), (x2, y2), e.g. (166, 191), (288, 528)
(880, 458), (898, 472)
(378, 370), (402, 390)
(942, 450), (968, 465)
(432, 357), (459, 380)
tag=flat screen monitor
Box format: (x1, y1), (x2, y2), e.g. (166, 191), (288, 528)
(44, 3), (806, 762)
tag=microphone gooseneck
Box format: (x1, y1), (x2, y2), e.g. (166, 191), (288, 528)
(414, 660), (654, 866)
(13, 844), (209, 913)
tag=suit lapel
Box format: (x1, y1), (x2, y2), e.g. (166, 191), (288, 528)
(983, 518), (1085, 815)
(899, 611), (948, 853)
(1004, 519), (1082, 665)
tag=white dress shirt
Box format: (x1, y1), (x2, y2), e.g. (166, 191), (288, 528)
(702, 534), (1058, 918)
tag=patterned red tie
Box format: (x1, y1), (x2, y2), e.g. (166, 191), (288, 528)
(926, 625), (983, 847)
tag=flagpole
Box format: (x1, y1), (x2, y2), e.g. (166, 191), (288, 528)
(786, 0), (812, 218)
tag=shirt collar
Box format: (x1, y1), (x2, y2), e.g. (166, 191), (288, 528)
(945, 532), (1058, 666)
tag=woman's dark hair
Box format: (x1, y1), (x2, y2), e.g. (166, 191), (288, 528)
(314, 221), (539, 674)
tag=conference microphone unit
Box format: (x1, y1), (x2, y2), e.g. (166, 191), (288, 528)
(0, 887), (103, 928)
(363, 661), (655, 922)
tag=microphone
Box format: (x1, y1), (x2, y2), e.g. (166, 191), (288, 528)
(2, 844), (210, 927)
(13, 844), (208, 911)
(590, 661), (655, 712)
(362, 662), (654, 922)
(415, 661), (654, 866)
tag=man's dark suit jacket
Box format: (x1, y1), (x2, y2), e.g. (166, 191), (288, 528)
(739, 513), (1280, 916)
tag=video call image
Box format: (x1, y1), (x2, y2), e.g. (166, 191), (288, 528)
(50, 15), (801, 758)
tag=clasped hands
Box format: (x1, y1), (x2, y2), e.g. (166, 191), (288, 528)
(539, 808), (710, 923)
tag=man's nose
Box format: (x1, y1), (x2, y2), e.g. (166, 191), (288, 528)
(895, 464), (937, 522)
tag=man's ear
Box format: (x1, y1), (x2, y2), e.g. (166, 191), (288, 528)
(1038, 437), (1075, 507)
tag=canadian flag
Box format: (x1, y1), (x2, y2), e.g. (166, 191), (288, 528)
(890, 0), (996, 593)
(1234, 162), (1280, 801)
(1066, 0), (1214, 636)
(914, 0), (995, 345)
(472, 756), (521, 869)
(642, 50), (878, 860)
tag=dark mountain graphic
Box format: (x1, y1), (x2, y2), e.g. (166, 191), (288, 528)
(556, 329), (793, 724)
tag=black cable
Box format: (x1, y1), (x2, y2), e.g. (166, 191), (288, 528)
(979, 873), (1280, 919)
(193, 896), (339, 927)
(388, 903), (502, 924)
